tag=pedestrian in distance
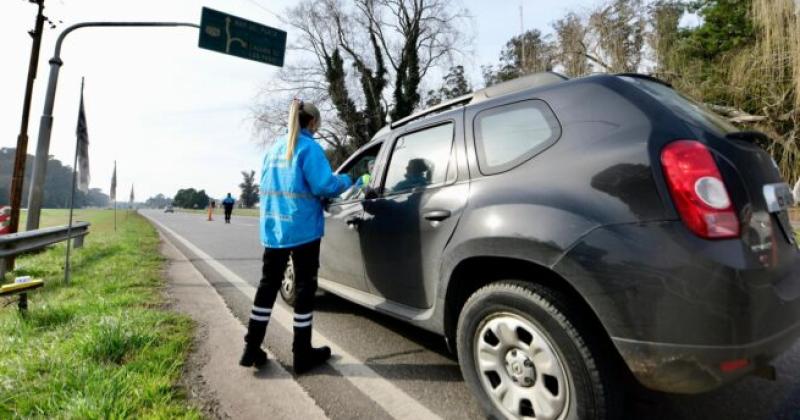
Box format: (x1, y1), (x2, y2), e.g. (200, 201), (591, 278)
(240, 99), (352, 373)
(222, 193), (235, 224)
(207, 199), (215, 221)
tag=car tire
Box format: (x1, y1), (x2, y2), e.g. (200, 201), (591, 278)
(279, 260), (296, 307)
(456, 280), (622, 420)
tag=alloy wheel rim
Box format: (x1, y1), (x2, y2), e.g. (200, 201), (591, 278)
(474, 313), (570, 420)
(282, 265), (294, 296)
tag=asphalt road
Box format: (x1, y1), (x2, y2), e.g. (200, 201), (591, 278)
(142, 209), (800, 420)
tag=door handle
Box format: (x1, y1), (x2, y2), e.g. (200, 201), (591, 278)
(423, 209), (451, 221)
(345, 215), (363, 226)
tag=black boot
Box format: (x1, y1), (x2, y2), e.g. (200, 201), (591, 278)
(293, 323), (330, 373)
(293, 345), (331, 374)
(239, 345), (268, 367)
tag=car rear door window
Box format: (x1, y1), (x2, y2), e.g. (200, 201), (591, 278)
(474, 100), (561, 174)
(383, 123), (454, 195)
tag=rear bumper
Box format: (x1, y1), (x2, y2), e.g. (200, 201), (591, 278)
(612, 319), (800, 393)
(554, 221), (800, 393)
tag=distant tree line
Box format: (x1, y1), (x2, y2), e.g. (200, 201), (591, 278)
(0, 147), (109, 208)
(172, 188), (210, 209)
(144, 193), (172, 209)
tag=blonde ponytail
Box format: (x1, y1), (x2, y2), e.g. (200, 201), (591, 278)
(286, 99), (302, 161)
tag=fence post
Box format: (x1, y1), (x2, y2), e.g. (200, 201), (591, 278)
(0, 206), (10, 281)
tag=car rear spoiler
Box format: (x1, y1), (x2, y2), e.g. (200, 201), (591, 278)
(725, 131), (770, 143)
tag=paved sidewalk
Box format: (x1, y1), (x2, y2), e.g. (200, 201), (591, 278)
(161, 234), (328, 420)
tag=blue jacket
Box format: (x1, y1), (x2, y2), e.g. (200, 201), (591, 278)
(259, 129), (352, 248)
(222, 197), (235, 207)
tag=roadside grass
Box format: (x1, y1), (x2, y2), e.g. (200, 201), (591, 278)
(175, 207), (259, 217)
(17, 208), (103, 231)
(0, 209), (200, 418)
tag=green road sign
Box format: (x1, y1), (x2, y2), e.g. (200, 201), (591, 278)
(198, 7), (287, 67)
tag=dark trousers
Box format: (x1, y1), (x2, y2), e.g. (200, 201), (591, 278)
(223, 206), (233, 222)
(244, 239), (321, 352)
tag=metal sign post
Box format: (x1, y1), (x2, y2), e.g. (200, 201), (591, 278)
(25, 12), (287, 229)
(25, 22), (200, 231)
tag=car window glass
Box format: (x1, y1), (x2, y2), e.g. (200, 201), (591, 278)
(333, 144), (381, 203)
(474, 100), (560, 174)
(621, 76), (737, 134)
(384, 123), (454, 195)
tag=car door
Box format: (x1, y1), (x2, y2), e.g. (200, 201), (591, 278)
(359, 116), (469, 309)
(319, 143), (382, 292)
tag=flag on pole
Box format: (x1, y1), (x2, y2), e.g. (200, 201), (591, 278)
(76, 80), (90, 193)
(129, 184), (135, 205)
(110, 161), (117, 201)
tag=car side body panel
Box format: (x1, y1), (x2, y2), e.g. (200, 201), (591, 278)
(440, 75), (675, 314)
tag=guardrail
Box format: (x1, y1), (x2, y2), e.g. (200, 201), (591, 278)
(0, 222), (90, 279)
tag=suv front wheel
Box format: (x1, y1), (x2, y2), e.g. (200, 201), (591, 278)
(456, 281), (620, 420)
(279, 260), (296, 306)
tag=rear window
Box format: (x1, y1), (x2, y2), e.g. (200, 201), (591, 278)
(621, 76), (738, 135)
(473, 100), (561, 175)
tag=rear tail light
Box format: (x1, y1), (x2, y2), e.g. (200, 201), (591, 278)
(661, 140), (740, 239)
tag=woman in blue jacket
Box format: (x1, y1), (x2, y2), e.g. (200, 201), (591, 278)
(240, 99), (352, 373)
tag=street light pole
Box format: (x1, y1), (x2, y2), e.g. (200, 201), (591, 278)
(6, 0), (45, 261)
(25, 21), (199, 231)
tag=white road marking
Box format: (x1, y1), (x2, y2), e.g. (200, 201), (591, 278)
(144, 213), (443, 420)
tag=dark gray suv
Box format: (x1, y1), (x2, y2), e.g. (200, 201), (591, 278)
(281, 72), (800, 419)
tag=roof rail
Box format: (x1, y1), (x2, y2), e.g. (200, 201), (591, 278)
(388, 71), (569, 130)
(471, 72), (568, 104)
(390, 93), (473, 129)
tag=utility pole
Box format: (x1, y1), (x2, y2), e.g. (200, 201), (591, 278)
(519, 2), (526, 72)
(5, 0), (46, 276)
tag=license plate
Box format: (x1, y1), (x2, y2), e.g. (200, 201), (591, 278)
(763, 183), (796, 245)
(763, 183), (794, 212)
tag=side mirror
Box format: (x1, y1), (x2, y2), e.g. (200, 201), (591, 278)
(364, 187), (379, 200)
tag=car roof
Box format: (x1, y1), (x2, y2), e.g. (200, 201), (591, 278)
(363, 72), (672, 147)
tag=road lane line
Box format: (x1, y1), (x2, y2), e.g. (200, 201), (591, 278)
(145, 214), (443, 420)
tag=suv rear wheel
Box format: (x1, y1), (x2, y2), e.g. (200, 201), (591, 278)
(456, 281), (620, 420)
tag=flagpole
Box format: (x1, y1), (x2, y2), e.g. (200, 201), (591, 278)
(64, 77), (85, 285)
(113, 160), (117, 232)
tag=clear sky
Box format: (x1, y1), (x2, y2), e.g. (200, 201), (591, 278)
(1, 0), (599, 201)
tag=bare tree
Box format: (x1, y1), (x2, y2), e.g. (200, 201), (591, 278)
(553, 12), (591, 77)
(252, 0), (471, 160)
(483, 29), (555, 86)
(647, 0), (684, 77)
(588, 0), (646, 73)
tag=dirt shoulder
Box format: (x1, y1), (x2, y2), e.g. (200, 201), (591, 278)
(160, 235), (328, 420)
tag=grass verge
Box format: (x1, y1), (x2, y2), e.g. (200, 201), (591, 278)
(0, 209), (200, 418)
